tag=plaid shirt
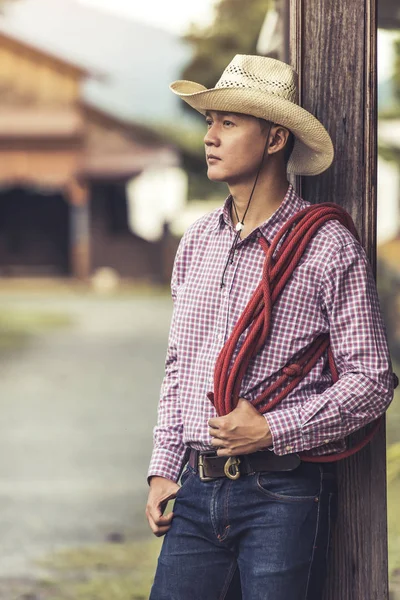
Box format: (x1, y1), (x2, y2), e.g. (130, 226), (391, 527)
(148, 184), (394, 482)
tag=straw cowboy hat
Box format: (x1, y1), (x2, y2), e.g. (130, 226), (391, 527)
(170, 54), (334, 176)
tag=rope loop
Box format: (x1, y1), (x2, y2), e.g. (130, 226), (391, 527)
(282, 363), (303, 378)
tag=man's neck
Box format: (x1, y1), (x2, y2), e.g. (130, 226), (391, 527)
(228, 170), (290, 237)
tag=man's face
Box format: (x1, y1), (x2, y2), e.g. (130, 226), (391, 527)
(204, 110), (269, 185)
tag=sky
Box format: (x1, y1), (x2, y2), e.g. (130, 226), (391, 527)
(77, 0), (398, 83)
(77, 0), (218, 36)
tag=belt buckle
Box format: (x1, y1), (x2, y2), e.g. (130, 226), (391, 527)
(224, 456), (241, 480)
(198, 453), (216, 482)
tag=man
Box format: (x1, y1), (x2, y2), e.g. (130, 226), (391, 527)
(145, 55), (394, 599)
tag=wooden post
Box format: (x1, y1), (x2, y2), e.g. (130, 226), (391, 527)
(289, 1), (387, 598)
(65, 178), (91, 279)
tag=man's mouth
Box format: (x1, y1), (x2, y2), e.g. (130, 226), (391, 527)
(207, 154), (221, 161)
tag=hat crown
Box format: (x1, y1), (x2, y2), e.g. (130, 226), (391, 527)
(215, 55), (299, 104)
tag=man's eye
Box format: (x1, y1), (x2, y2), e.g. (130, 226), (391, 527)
(223, 120), (233, 127)
(205, 120), (212, 127)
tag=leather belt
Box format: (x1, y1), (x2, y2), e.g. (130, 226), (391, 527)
(188, 449), (301, 482)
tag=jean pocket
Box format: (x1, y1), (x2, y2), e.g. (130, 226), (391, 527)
(178, 464), (195, 490)
(256, 468), (321, 502)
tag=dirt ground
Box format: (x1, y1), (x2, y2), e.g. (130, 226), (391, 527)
(0, 290), (172, 589)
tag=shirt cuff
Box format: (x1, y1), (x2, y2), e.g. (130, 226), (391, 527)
(147, 446), (187, 485)
(264, 407), (306, 455)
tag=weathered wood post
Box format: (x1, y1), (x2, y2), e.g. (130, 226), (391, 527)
(290, 1), (387, 598)
(65, 178), (91, 279)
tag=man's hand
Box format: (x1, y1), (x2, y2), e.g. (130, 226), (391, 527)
(208, 398), (273, 456)
(146, 476), (180, 537)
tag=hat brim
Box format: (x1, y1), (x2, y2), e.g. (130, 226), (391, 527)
(170, 80), (334, 176)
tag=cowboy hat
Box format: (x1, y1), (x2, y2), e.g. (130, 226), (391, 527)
(170, 54), (334, 176)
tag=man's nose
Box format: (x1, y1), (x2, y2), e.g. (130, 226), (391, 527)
(204, 124), (220, 147)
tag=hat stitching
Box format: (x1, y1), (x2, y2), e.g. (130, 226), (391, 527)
(218, 64), (297, 97)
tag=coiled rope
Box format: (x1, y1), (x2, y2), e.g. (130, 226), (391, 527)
(207, 203), (386, 462)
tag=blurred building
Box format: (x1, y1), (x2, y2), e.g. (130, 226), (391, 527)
(0, 30), (181, 281)
(0, 0), (193, 124)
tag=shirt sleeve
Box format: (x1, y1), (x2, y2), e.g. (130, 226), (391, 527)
(147, 238), (188, 483)
(266, 241), (395, 456)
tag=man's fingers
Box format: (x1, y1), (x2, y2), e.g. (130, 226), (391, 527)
(210, 436), (225, 447)
(208, 416), (223, 428)
(145, 478), (180, 537)
(153, 511), (174, 527)
(147, 499), (173, 522)
(146, 503), (174, 535)
(216, 447), (234, 457)
(147, 513), (172, 537)
(209, 426), (224, 438)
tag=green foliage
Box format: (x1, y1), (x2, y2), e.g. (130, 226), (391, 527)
(389, 457), (400, 578)
(182, 0), (271, 90)
(378, 144), (400, 163)
(394, 38), (400, 104)
(170, 0), (271, 199)
(388, 360), (400, 581)
(388, 442), (400, 484)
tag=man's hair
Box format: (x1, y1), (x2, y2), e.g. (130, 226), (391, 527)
(258, 118), (295, 167)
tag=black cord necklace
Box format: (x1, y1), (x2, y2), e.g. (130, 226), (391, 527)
(220, 125), (272, 289)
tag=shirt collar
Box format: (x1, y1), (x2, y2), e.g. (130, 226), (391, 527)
(207, 184), (308, 242)
(257, 184), (308, 244)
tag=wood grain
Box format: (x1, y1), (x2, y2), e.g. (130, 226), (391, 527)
(290, 1), (387, 598)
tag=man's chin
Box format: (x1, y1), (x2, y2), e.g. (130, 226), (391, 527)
(207, 168), (228, 183)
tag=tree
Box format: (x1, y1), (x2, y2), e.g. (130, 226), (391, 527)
(182, 0), (270, 92)
(168, 0), (270, 200)
(394, 38), (400, 104)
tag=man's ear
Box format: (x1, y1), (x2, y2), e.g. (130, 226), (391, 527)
(269, 126), (290, 154)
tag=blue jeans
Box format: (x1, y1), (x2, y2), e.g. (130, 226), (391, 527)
(150, 460), (337, 600)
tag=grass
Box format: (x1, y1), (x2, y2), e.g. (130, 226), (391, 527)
(0, 537), (162, 599)
(34, 537), (162, 600)
(0, 308), (72, 352)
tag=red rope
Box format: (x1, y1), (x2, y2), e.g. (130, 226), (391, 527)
(208, 203), (383, 462)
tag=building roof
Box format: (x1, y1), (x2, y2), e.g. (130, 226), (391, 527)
(80, 101), (180, 180)
(0, 29), (96, 79)
(0, 0), (194, 125)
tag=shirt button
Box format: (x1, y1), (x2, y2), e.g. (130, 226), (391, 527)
(256, 232), (261, 238)
(285, 445), (293, 452)
(324, 439), (329, 444)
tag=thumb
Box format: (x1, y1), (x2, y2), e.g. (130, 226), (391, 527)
(232, 397), (247, 412)
(236, 397), (249, 408)
(236, 397), (256, 412)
